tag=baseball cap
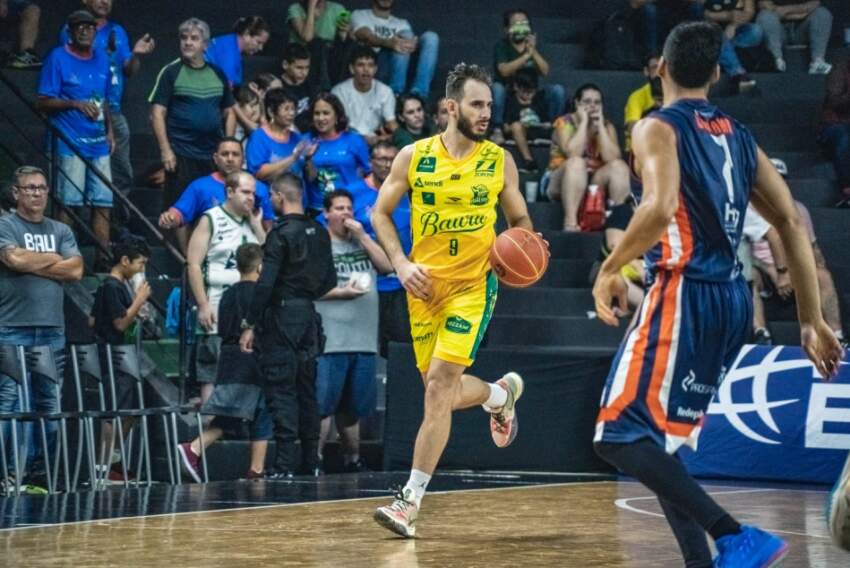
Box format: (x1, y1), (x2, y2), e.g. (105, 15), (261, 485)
(67, 10), (97, 28)
(769, 157), (788, 177)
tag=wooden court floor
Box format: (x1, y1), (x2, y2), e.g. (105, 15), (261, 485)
(2, 481), (848, 567)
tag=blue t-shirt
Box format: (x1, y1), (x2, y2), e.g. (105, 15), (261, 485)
(245, 126), (304, 178)
(303, 130), (371, 211)
(38, 45), (112, 158)
(205, 34), (242, 88)
(170, 172), (275, 225)
(58, 20), (131, 112)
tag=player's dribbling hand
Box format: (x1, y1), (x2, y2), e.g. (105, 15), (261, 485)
(592, 269), (629, 327)
(801, 320), (844, 381)
(397, 260), (432, 301)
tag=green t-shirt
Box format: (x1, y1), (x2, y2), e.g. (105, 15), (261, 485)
(391, 123), (432, 150)
(287, 1), (347, 43)
(493, 38), (541, 83)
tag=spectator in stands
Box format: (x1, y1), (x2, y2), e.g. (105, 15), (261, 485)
(233, 85), (261, 142)
(819, 56), (850, 205)
(623, 56), (661, 153)
(1, 0), (42, 69)
(316, 189), (392, 472)
(149, 18), (236, 216)
(247, 73), (283, 127)
(302, 92), (371, 214)
(90, 237), (150, 481)
(38, 10), (114, 268)
(391, 93), (432, 149)
(287, 0), (354, 90)
(58, 1), (155, 198)
(504, 68), (551, 173)
(359, 142), (412, 357)
(491, 9), (566, 145)
(756, 0), (833, 73)
(546, 84), (630, 232)
(158, 137), (275, 253)
(280, 44), (318, 132)
(433, 96), (449, 132)
(205, 16), (270, 90)
(0, 165), (83, 490)
(246, 89), (310, 181)
(331, 46), (397, 144)
(187, 172), (265, 405)
(351, 0), (439, 98)
(178, 243), (272, 482)
(592, 198), (645, 311)
(704, 0), (759, 92)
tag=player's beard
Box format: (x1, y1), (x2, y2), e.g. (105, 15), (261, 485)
(457, 111), (487, 142)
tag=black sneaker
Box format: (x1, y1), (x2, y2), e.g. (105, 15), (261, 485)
(754, 328), (772, 345)
(266, 470), (294, 480)
(343, 458), (369, 473)
(519, 159), (539, 173)
(7, 50), (42, 70)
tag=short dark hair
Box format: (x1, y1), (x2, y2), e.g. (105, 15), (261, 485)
(370, 140), (397, 157)
(323, 188), (353, 210)
(310, 92), (349, 134)
(235, 242), (263, 274)
(225, 171), (253, 192)
(235, 85), (259, 106)
(264, 88), (298, 121)
(234, 15), (269, 37)
(662, 21), (722, 89)
(349, 44), (377, 66)
(445, 63), (492, 101)
(250, 73), (279, 91)
(216, 136), (243, 152)
(503, 9), (528, 27)
(271, 172), (303, 204)
(395, 92), (426, 123)
(111, 239), (150, 266)
(283, 43), (310, 63)
(572, 83), (604, 106)
(512, 68), (538, 91)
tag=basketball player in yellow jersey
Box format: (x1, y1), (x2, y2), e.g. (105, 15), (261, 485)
(371, 63), (542, 538)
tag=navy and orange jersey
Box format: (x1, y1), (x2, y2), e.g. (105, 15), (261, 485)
(633, 98), (758, 282)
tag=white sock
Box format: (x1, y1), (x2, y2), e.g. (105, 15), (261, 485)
(483, 382), (508, 412)
(404, 469), (431, 507)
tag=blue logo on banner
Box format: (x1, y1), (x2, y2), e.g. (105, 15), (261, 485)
(681, 345), (850, 484)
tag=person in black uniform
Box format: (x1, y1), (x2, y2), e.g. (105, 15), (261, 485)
(239, 172), (336, 477)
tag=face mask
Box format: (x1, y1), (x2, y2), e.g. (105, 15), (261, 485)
(509, 21), (530, 43)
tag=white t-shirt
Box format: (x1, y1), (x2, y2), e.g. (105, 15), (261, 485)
(743, 205), (771, 242)
(331, 78), (396, 136)
(351, 9), (412, 51)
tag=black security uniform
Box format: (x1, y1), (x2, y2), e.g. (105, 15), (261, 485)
(244, 213), (336, 474)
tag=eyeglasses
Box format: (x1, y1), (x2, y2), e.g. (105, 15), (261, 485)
(15, 184), (49, 195)
(371, 157), (394, 164)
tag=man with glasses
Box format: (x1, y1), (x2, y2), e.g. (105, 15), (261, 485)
(37, 10), (114, 270)
(0, 165), (83, 493)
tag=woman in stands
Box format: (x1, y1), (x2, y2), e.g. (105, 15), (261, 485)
(546, 83), (631, 232)
(246, 89), (309, 182)
(302, 92), (371, 215)
(392, 93), (433, 149)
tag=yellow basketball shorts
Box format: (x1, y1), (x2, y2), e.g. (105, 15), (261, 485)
(407, 271), (498, 374)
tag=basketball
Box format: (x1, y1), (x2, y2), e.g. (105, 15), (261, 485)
(489, 228), (549, 288)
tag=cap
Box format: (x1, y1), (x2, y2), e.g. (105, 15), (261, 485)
(67, 10), (97, 28)
(769, 157), (788, 177)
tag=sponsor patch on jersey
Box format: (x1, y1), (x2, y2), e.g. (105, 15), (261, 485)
(416, 156), (437, 173)
(422, 191), (435, 205)
(470, 184), (489, 206)
(474, 159), (496, 177)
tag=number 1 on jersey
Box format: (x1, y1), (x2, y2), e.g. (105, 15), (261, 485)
(449, 238), (458, 256)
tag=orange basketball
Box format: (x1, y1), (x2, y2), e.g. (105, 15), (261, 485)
(489, 227), (549, 288)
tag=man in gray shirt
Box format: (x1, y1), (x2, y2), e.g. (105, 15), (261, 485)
(315, 189), (392, 472)
(0, 165), (82, 488)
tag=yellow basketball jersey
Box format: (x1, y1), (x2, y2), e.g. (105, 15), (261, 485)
(407, 135), (504, 281)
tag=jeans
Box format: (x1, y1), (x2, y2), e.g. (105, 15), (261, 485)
(718, 23), (764, 76)
(109, 111), (133, 196)
(0, 326), (65, 479)
(757, 6), (833, 62)
(376, 31), (439, 97)
(819, 123), (850, 189)
(492, 81), (566, 127)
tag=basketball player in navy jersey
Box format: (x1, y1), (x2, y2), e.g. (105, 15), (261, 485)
(592, 22), (844, 567)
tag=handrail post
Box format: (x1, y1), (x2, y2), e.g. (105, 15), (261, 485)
(178, 265), (188, 405)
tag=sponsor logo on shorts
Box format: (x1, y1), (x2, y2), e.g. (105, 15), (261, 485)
(470, 184), (489, 206)
(416, 156), (437, 173)
(445, 315), (472, 334)
(675, 407), (705, 421)
(681, 370), (717, 396)
(414, 177), (443, 188)
(413, 331), (434, 344)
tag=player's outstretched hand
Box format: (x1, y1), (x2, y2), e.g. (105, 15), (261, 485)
(801, 320), (844, 381)
(397, 260), (431, 301)
(592, 269), (629, 327)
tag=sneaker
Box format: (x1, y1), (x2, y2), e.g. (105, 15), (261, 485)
(714, 526), (788, 568)
(809, 60), (833, 75)
(266, 469), (295, 480)
(244, 469), (264, 481)
(107, 464), (136, 482)
(489, 372), (524, 448)
(754, 328), (773, 346)
(827, 452), (850, 550)
(733, 74), (757, 94)
(177, 442), (202, 483)
(374, 487), (419, 538)
(519, 159), (539, 173)
(343, 458), (369, 473)
(774, 58), (786, 72)
(7, 50), (42, 69)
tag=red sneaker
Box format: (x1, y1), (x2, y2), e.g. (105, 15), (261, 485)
(489, 372), (524, 448)
(177, 442), (202, 483)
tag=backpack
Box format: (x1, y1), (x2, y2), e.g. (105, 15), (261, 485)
(588, 11), (643, 71)
(579, 184), (607, 232)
